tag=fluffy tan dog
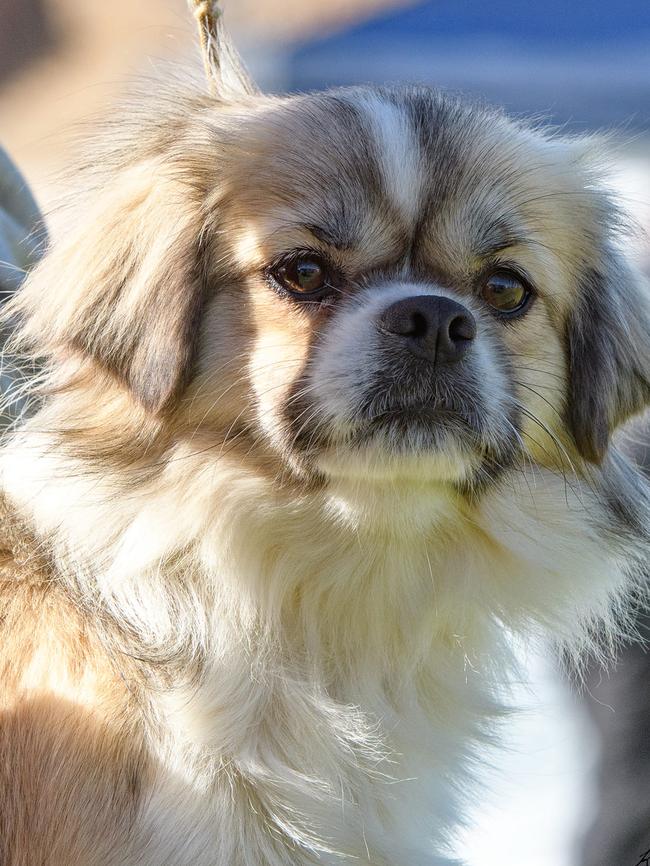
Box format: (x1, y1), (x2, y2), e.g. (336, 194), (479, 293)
(0, 16), (648, 866)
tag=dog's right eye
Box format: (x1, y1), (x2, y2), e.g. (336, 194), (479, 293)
(269, 255), (335, 299)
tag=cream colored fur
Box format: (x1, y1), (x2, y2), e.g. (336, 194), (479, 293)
(0, 57), (648, 866)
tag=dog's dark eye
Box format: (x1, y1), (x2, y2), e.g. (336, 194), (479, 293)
(272, 256), (331, 297)
(480, 271), (531, 316)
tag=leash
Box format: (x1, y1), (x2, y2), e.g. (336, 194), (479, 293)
(187, 1), (223, 92)
(186, 1), (257, 96)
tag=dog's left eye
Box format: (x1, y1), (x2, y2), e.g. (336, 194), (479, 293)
(480, 270), (532, 317)
(270, 255), (333, 298)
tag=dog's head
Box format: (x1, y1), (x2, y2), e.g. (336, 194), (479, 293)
(13, 72), (650, 496)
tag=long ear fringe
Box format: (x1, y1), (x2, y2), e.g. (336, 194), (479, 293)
(0, 161), (207, 417)
(187, 1), (259, 98)
(567, 257), (650, 464)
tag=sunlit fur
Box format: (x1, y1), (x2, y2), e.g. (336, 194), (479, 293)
(0, 65), (649, 865)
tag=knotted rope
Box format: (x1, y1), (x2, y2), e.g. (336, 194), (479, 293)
(187, 0), (223, 91)
(186, 0), (257, 96)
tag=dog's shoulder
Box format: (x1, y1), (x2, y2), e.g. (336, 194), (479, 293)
(0, 495), (152, 865)
(0, 492), (50, 584)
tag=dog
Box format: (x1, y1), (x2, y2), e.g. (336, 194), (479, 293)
(0, 16), (648, 866)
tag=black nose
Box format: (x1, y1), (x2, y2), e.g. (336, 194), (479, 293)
(378, 295), (476, 364)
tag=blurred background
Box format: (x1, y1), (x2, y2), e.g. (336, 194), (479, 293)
(1, 2), (649, 864)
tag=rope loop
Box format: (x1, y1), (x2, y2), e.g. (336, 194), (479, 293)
(187, 0), (223, 91)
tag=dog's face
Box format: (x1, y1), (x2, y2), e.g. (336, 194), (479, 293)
(18, 85), (650, 494)
(199, 91), (526, 488)
(188, 88), (650, 489)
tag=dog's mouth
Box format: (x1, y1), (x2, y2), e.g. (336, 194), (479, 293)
(310, 404), (488, 485)
(347, 381), (487, 441)
(346, 402), (484, 450)
(287, 398), (486, 459)
(308, 395), (525, 488)
(278, 370), (517, 485)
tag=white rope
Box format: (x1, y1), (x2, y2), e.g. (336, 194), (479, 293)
(187, 0), (223, 92)
(186, 1), (257, 96)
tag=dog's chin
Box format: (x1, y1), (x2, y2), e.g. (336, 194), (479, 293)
(315, 410), (482, 485)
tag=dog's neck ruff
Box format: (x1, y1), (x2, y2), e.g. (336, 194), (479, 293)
(0, 434), (635, 864)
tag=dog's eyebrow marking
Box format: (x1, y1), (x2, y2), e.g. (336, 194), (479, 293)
(304, 223), (354, 251)
(474, 217), (528, 257)
(264, 220), (356, 251)
(354, 93), (422, 225)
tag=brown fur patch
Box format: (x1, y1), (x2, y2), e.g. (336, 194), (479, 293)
(0, 498), (150, 865)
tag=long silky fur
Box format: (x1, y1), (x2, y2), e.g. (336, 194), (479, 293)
(0, 72), (649, 866)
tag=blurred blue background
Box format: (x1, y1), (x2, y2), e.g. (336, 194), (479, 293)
(263, 0), (650, 131)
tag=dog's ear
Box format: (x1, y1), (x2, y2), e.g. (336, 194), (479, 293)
(566, 252), (650, 463)
(13, 162), (206, 413)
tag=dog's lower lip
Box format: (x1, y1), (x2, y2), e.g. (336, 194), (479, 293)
(356, 406), (474, 440)
(366, 406), (453, 424)
(372, 405), (430, 416)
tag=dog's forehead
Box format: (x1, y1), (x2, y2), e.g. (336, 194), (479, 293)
(231, 87), (540, 268)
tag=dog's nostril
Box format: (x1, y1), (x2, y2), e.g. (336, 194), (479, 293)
(408, 311), (429, 339)
(448, 312), (476, 345)
(378, 295), (476, 365)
